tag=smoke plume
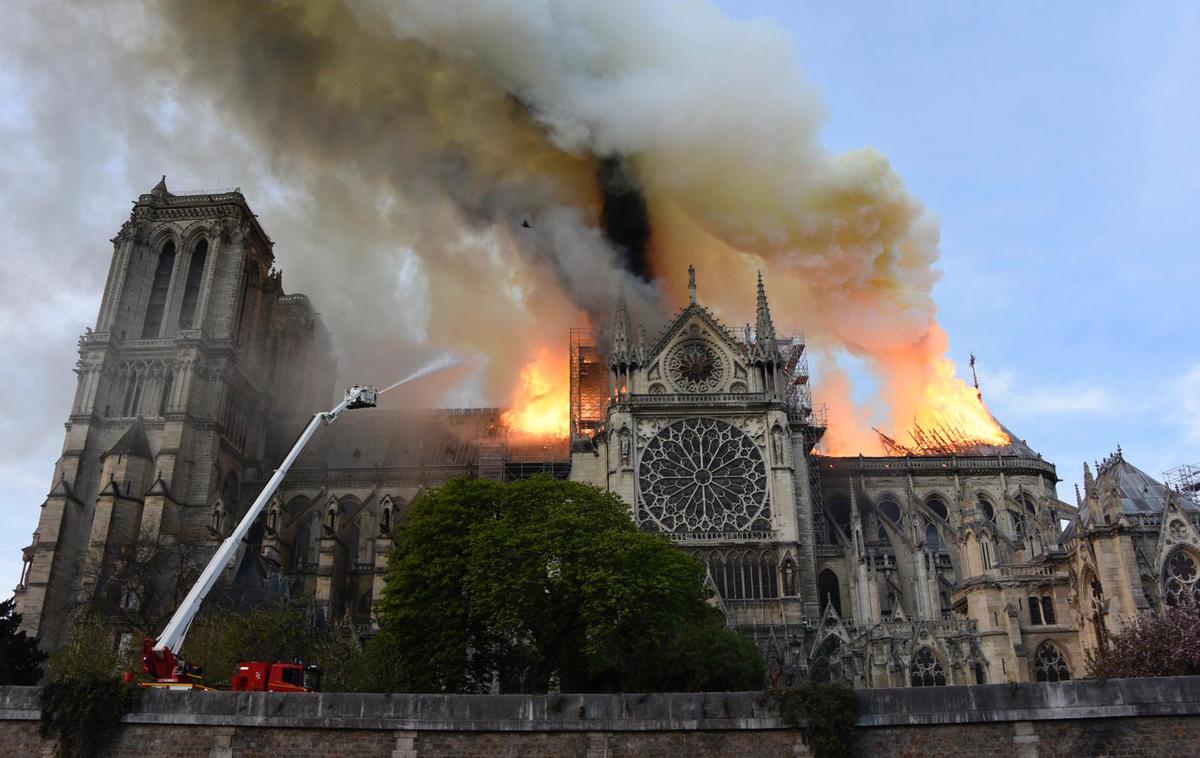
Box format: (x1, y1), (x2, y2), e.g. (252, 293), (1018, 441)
(138, 0), (999, 451)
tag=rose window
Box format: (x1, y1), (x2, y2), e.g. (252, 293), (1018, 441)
(666, 341), (725, 393)
(1164, 549), (1200, 607)
(1169, 519), (1189, 541)
(638, 417), (769, 534)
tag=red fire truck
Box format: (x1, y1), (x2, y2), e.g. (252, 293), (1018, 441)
(138, 386), (379, 692)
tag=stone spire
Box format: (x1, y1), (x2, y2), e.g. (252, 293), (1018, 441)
(687, 264), (697, 305)
(609, 293), (632, 366)
(751, 271), (782, 363)
(1083, 461), (1096, 497)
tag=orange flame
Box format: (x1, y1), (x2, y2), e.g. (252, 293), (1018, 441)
(502, 348), (570, 439)
(818, 325), (1010, 456)
(909, 356), (1009, 448)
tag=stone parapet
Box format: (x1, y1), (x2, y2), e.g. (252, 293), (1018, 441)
(3, 678), (1200, 757)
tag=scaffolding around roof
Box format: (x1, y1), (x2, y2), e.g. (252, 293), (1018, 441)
(1164, 463), (1200, 504)
(569, 328), (608, 443)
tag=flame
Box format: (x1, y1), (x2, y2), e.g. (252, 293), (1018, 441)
(502, 348), (570, 439)
(818, 325), (1010, 457)
(909, 356), (1009, 448)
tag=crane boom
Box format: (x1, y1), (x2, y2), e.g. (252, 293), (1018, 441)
(150, 385), (379, 659)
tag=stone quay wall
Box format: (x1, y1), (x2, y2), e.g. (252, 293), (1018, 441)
(2, 677), (1199, 757)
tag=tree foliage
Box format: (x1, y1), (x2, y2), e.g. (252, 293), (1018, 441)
(0, 597), (45, 685)
(1087, 601), (1200, 679)
(41, 616), (140, 758)
(45, 615), (135, 682)
(181, 601), (365, 691)
(39, 677), (139, 758)
(771, 683), (858, 758)
(369, 477), (763, 693)
(77, 537), (208, 642)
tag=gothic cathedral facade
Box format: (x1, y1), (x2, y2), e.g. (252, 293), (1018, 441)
(14, 184), (1200, 688)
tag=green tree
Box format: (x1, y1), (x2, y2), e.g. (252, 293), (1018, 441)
(182, 600), (323, 688)
(311, 614), (366, 692)
(370, 477), (763, 693)
(0, 597), (46, 685)
(45, 615), (135, 682)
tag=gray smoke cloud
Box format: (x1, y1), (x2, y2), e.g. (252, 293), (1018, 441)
(134, 0), (988, 454)
(0, 0), (998, 587)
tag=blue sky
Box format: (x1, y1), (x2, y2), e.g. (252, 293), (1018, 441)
(715, 0), (1200, 483)
(1, 1), (1198, 594)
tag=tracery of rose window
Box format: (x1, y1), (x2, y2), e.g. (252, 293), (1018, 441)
(1164, 549), (1200, 607)
(637, 417), (769, 534)
(666, 341), (725, 393)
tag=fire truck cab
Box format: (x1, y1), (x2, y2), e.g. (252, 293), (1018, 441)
(231, 661), (322, 693)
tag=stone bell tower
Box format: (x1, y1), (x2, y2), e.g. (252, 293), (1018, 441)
(15, 178), (334, 646)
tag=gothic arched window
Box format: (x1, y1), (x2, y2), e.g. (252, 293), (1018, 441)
(973, 662), (987, 684)
(809, 636), (840, 684)
(158, 369), (174, 416)
(977, 494), (995, 523)
(177, 238), (208, 329)
(925, 522), (942, 551)
(1041, 596), (1056, 625)
(818, 569), (841, 616)
(142, 240), (176, 339)
(926, 495), (949, 522)
(380, 503), (393, 536)
(910, 647), (946, 687)
(826, 497), (851, 542)
(235, 265), (260, 346)
(1020, 494), (1038, 517)
(1010, 510), (1026, 540)
(1033, 642), (1071, 682)
(879, 498), (902, 524)
(1164, 548), (1200, 608)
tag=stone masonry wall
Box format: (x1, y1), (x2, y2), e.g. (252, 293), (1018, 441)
(2, 678), (1199, 757)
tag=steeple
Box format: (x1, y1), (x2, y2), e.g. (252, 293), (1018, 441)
(150, 175), (170, 198)
(751, 271), (782, 364)
(609, 293), (632, 366)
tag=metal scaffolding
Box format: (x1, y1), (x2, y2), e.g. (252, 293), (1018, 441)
(569, 328), (608, 441)
(1164, 463), (1200, 504)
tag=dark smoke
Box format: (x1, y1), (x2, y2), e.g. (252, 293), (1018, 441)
(598, 156), (652, 280)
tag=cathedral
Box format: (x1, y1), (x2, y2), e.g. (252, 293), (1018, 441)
(14, 183), (1200, 689)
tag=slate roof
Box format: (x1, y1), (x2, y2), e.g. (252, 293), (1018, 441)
(1099, 455), (1198, 515)
(287, 408), (505, 470)
(1061, 453), (1198, 540)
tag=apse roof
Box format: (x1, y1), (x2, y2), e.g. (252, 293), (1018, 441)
(1061, 452), (1198, 540)
(1098, 455), (1198, 515)
(284, 408), (569, 472)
